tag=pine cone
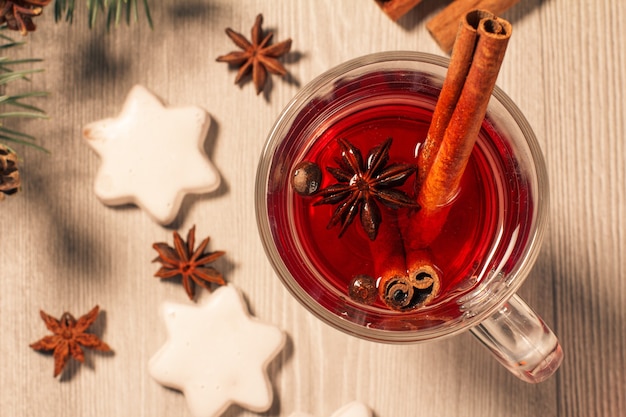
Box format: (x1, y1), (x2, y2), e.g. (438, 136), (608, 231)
(0, 144), (21, 200)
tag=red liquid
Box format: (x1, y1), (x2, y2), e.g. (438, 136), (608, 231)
(266, 70), (532, 328)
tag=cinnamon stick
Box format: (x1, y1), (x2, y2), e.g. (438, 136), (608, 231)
(416, 9), (492, 190)
(375, 0), (422, 21)
(374, 217), (441, 311)
(415, 12), (511, 243)
(371, 214), (412, 310)
(406, 12), (511, 273)
(423, 14), (511, 208)
(402, 248), (441, 307)
(427, 0), (520, 53)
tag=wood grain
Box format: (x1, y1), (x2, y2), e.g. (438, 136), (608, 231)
(0, 1), (623, 416)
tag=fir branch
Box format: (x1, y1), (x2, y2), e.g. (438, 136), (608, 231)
(54, 0), (153, 29)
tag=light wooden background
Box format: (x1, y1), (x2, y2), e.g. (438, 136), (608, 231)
(0, 1), (624, 416)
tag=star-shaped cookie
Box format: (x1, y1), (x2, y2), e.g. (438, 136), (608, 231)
(149, 285), (285, 417)
(289, 401), (373, 417)
(83, 85), (220, 225)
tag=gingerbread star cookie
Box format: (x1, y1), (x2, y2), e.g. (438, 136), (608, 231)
(289, 401), (373, 417)
(83, 85), (220, 225)
(149, 285), (285, 417)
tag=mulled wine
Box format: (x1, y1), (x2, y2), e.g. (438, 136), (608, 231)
(256, 52), (550, 348)
(265, 72), (530, 325)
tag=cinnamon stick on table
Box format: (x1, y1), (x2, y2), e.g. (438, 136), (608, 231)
(375, 0), (422, 21)
(428, 0), (519, 53)
(405, 10), (512, 289)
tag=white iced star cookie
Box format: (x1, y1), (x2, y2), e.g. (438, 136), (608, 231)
(289, 401), (373, 417)
(149, 285), (286, 417)
(83, 85), (220, 225)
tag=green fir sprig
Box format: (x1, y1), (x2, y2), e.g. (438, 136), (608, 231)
(0, 28), (48, 153)
(53, 0), (153, 29)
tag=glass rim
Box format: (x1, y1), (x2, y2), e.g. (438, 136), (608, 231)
(255, 51), (549, 343)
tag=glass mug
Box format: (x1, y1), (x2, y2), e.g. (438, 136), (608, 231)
(255, 52), (563, 383)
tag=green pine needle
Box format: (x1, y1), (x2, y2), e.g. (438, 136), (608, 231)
(0, 27), (48, 153)
(54, 0), (153, 29)
(0, 132), (49, 152)
(0, 91), (49, 113)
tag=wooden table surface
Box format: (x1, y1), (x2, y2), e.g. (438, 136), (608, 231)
(1, 1), (624, 416)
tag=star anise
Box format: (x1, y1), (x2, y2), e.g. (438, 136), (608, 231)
(0, 0), (51, 35)
(30, 306), (111, 377)
(152, 225), (226, 300)
(216, 13), (292, 95)
(314, 137), (419, 240)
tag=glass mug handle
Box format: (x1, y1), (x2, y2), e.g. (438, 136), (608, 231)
(469, 294), (563, 383)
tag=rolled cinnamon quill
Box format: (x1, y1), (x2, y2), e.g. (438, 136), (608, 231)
(427, 0), (520, 53)
(416, 9), (493, 191)
(423, 12), (511, 208)
(380, 248), (440, 310)
(406, 11), (511, 280)
(374, 215), (441, 311)
(371, 214), (413, 310)
(375, 0), (422, 21)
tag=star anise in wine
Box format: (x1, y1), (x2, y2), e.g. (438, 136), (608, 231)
(314, 137), (419, 240)
(152, 225), (226, 300)
(216, 13), (292, 95)
(0, 0), (51, 35)
(30, 306), (111, 377)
